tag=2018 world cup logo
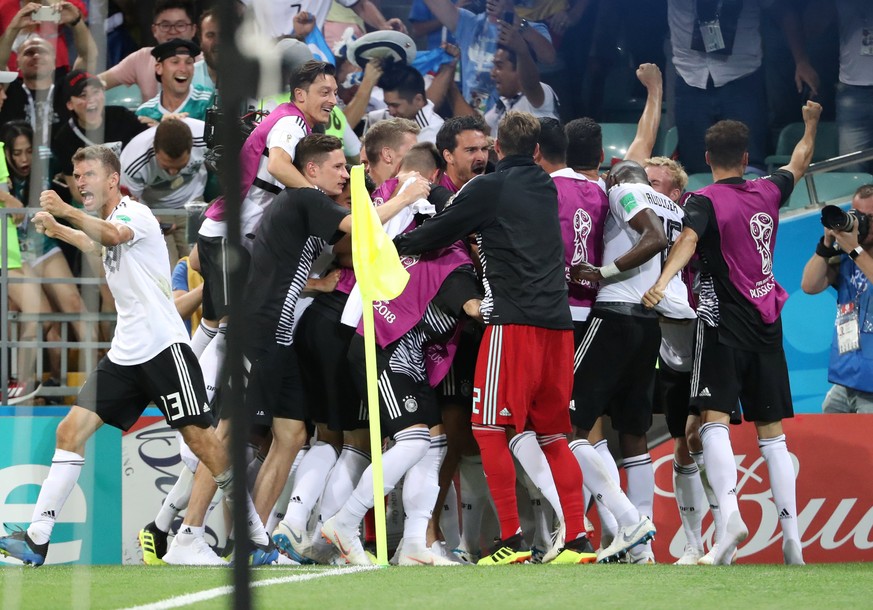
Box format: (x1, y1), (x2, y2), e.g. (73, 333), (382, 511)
(749, 212), (774, 276)
(572, 208), (592, 266)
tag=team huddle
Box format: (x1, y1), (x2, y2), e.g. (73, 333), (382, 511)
(0, 58), (823, 569)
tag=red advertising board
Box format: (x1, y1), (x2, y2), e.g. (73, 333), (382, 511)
(642, 414), (873, 563)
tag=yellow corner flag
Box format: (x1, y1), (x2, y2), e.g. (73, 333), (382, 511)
(350, 164), (409, 566)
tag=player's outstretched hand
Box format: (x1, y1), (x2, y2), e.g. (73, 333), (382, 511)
(802, 100), (822, 125)
(570, 262), (600, 284)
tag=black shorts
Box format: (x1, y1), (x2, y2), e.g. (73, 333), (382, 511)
(348, 335), (441, 438)
(436, 327), (480, 409)
(656, 359), (692, 439)
(295, 306), (366, 431)
(198, 235), (250, 321)
(241, 343), (308, 427)
(78, 343), (213, 431)
(689, 322), (794, 423)
(571, 309), (661, 436)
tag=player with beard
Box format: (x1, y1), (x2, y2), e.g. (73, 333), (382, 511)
(436, 116), (490, 193)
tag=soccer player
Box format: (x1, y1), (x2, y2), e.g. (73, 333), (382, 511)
(237, 134), (430, 561)
(436, 115), (490, 193)
(643, 101), (823, 565)
(0, 146), (235, 567)
(394, 111), (593, 565)
(363, 117), (421, 187)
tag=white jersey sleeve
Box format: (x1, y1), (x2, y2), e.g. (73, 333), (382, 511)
(607, 183), (651, 226)
(265, 115), (309, 161)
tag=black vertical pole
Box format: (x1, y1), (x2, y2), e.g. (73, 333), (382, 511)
(215, 1), (258, 608)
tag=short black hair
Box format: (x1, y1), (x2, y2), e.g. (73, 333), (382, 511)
(609, 159), (649, 186)
(154, 118), (193, 158)
(436, 115), (488, 157)
(153, 0), (196, 23)
(565, 117), (601, 171)
(537, 117), (566, 164)
(290, 61), (336, 94)
(294, 133), (343, 170)
(378, 64), (425, 102)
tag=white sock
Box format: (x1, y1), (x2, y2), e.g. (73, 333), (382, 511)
(509, 431), (564, 522)
(190, 321), (217, 358)
(246, 452), (265, 494)
(281, 441), (339, 532)
(458, 455), (489, 553)
(758, 435), (802, 553)
(519, 467), (555, 551)
(155, 466), (196, 533)
(28, 449), (84, 545)
(174, 524), (205, 545)
(594, 439), (622, 484)
(402, 434), (447, 549)
(673, 461), (705, 552)
(569, 439), (638, 529)
(319, 446), (369, 522)
(699, 423), (740, 524)
(198, 323), (226, 404)
(624, 453), (654, 519)
(440, 481), (461, 550)
(213, 467), (269, 546)
(266, 447), (308, 535)
(690, 449), (723, 545)
(335, 428), (430, 531)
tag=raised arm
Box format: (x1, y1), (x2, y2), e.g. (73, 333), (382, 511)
(498, 21), (544, 108)
(351, 0), (408, 32)
(38, 190), (132, 247)
(341, 59), (383, 129)
(781, 101), (822, 185)
(62, 2), (97, 73)
(423, 0), (460, 33)
(624, 64), (663, 164)
(0, 3), (41, 70)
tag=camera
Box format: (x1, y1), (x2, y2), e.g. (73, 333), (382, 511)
(33, 6), (60, 23)
(821, 204), (870, 242)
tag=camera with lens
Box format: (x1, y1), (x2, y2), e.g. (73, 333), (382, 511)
(821, 204), (870, 242)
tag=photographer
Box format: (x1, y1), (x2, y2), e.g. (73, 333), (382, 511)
(801, 185), (873, 414)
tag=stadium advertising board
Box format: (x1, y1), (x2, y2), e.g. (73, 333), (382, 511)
(0, 407), (121, 565)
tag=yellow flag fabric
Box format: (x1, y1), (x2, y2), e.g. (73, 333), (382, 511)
(351, 164), (409, 301)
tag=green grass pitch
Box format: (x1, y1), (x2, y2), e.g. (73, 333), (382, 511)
(1, 563), (870, 609)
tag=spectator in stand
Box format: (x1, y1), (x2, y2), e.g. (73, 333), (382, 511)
(0, 10), (97, 145)
(192, 9), (219, 93)
(423, 0), (556, 113)
(0, 0), (89, 71)
(667, 0), (820, 174)
(135, 39), (213, 125)
(99, 0), (200, 104)
(409, 0), (458, 50)
(483, 19), (559, 135)
(363, 64), (445, 144)
(53, 70), (146, 202)
(835, 0), (873, 173)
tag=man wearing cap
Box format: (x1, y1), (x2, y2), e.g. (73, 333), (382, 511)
(135, 38), (213, 125)
(53, 70), (145, 203)
(99, 0), (200, 103)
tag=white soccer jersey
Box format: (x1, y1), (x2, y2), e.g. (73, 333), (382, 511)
(364, 100), (445, 144)
(484, 82), (559, 136)
(242, 0), (359, 36)
(238, 113), (309, 239)
(598, 182), (695, 320)
(103, 197), (190, 365)
(120, 118), (207, 210)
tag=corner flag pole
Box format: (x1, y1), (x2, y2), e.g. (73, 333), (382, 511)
(350, 165), (409, 566)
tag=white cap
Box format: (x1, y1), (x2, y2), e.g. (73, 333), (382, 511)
(0, 71), (18, 84)
(346, 31), (416, 68)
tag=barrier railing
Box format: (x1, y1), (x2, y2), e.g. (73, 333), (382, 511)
(1, 206), (192, 404)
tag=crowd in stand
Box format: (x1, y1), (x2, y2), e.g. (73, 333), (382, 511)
(0, 0), (871, 568)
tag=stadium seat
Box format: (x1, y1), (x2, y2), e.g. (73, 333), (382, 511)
(783, 172), (873, 210)
(765, 121), (839, 171)
(600, 123), (638, 168)
(104, 84), (142, 111)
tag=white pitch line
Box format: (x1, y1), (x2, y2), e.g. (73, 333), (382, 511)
(119, 565), (379, 610)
